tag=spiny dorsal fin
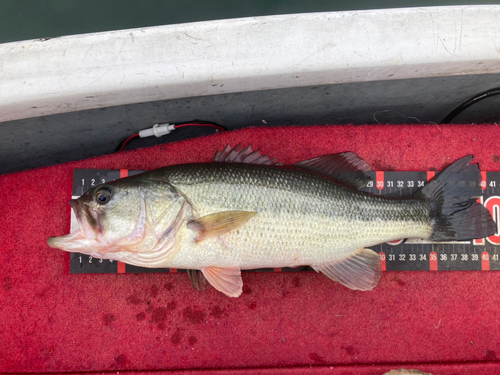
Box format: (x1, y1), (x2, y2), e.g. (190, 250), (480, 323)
(187, 211), (257, 242)
(213, 144), (279, 165)
(294, 152), (372, 189)
(201, 266), (243, 297)
(312, 248), (381, 291)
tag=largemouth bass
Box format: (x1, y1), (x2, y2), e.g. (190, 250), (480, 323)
(48, 145), (495, 297)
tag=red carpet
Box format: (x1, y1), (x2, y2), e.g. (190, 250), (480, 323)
(1, 124), (500, 374)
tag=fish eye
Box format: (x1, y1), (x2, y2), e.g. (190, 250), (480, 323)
(95, 187), (112, 205)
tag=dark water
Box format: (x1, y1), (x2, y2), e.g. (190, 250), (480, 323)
(1, 0), (498, 43)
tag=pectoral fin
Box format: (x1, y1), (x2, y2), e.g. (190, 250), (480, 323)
(188, 211), (257, 242)
(312, 248), (381, 291)
(201, 267), (243, 297)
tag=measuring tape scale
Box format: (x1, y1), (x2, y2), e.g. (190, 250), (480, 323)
(68, 169), (500, 274)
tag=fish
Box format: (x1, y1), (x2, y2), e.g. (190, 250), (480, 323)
(47, 145), (496, 297)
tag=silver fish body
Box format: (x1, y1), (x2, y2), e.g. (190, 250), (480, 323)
(48, 148), (495, 297)
(159, 163), (432, 269)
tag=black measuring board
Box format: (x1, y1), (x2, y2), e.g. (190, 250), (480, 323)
(359, 170), (500, 272)
(69, 169), (500, 274)
(69, 169), (144, 274)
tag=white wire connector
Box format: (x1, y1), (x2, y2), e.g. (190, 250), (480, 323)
(138, 123), (176, 138)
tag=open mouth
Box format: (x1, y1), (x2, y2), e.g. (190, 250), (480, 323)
(69, 199), (82, 225)
(47, 198), (97, 251)
(71, 198), (100, 237)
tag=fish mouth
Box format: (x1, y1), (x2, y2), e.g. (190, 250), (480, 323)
(47, 199), (97, 251)
(70, 198), (99, 237)
(69, 199), (82, 223)
(47, 235), (61, 248)
(47, 230), (86, 251)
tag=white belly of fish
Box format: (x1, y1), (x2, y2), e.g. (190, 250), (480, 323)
(165, 194), (432, 270)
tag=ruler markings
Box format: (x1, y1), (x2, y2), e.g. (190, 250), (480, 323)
(69, 169), (500, 274)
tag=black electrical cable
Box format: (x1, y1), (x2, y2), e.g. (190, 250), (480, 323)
(440, 87), (500, 124)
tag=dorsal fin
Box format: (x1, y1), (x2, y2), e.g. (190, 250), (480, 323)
(213, 144), (279, 165)
(294, 152), (372, 189)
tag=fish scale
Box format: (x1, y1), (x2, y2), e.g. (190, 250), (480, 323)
(159, 163), (433, 269)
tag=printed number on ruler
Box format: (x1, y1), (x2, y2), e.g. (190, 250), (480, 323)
(70, 169), (500, 273)
(70, 169), (144, 274)
(362, 171), (500, 271)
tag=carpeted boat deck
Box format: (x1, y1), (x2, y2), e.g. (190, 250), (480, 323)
(1, 125), (500, 374)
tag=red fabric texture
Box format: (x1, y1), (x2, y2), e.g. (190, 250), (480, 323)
(1, 124), (500, 374)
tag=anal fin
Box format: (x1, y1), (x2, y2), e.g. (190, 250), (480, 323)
(312, 248), (381, 291)
(201, 267), (243, 297)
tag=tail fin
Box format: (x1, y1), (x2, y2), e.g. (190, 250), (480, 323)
(418, 156), (496, 241)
